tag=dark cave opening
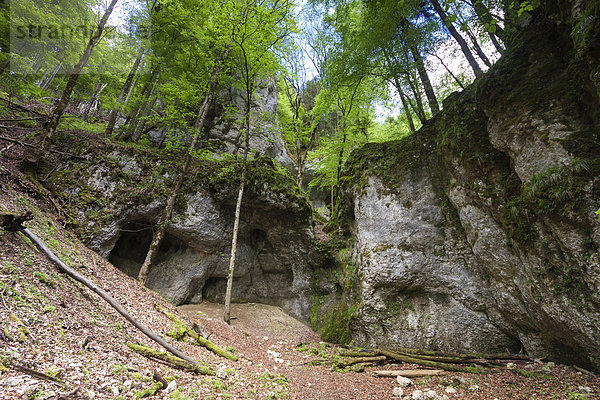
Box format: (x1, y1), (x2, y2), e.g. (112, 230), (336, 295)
(108, 220), (154, 278)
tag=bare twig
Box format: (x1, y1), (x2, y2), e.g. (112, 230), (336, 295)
(0, 135), (87, 159)
(0, 283), (12, 313)
(4, 358), (66, 387)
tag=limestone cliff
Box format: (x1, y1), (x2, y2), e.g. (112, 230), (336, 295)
(332, 1), (600, 369)
(36, 141), (315, 321)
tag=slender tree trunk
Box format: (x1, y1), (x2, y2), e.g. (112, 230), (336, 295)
(224, 40), (252, 324)
(137, 44), (232, 287)
(489, 32), (504, 54)
(397, 86), (416, 134)
(105, 49), (145, 136)
(431, 53), (465, 89)
(383, 49), (417, 133)
(223, 110), (250, 325)
(45, 0), (119, 145)
(82, 78), (106, 121)
(41, 63), (62, 91)
(464, 24), (492, 67)
(430, 0), (483, 77)
(137, 89), (213, 286)
(406, 74), (427, 122)
(408, 44), (439, 115)
(131, 91), (158, 141)
(122, 70), (157, 139)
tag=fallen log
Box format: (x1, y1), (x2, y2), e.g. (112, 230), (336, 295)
(127, 343), (215, 375)
(154, 304), (238, 361)
(18, 225), (207, 373)
(380, 350), (484, 373)
(390, 347), (530, 361)
(335, 356), (387, 367)
(373, 369), (447, 378)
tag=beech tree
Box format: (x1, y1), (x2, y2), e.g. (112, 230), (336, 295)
(136, 0), (237, 286)
(45, 0), (120, 145)
(223, 0), (294, 324)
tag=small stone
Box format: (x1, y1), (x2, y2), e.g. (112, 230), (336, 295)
(392, 387), (404, 397)
(506, 362), (516, 369)
(86, 389), (96, 399)
(578, 386), (592, 393)
(396, 376), (413, 387)
(111, 386), (120, 396)
(445, 387), (457, 394)
(122, 380), (132, 391)
(216, 366), (228, 379)
(468, 384), (479, 392)
(165, 380), (177, 394)
(267, 349), (282, 358)
(424, 389), (438, 399)
(411, 390), (424, 400)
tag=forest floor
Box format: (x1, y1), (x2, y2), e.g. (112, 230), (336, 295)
(1, 110), (600, 400)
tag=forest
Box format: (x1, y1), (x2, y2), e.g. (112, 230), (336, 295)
(0, 0), (514, 198)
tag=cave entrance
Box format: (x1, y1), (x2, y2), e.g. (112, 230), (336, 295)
(108, 220), (154, 278)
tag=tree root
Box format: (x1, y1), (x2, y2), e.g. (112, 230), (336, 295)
(154, 304), (238, 361)
(126, 343), (216, 375)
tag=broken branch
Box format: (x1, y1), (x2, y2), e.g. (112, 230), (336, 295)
(154, 304), (238, 361)
(126, 343), (215, 375)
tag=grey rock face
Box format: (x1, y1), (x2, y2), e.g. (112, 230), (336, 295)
(338, 11), (600, 368)
(348, 176), (517, 353)
(206, 78), (295, 169)
(42, 149), (314, 322)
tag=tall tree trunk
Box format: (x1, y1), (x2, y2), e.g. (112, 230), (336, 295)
(430, 53), (465, 89)
(41, 62), (62, 91)
(488, 32), (505, 54)
(137, 44), (232, 287)
(82, 78), (106, 121)
(121, 70), (157, 139)
(405, 74), (427, 122)
(131, 91), (158, 141)
(383, 49), (418, 133)
(430, 0), (483, 77)
(408, 44), (439, 115)
(105, 49), (145, 136)
(397, 86), (416, 134)
(224, 41), (252, 324)
(223, 106), (251, 325)
(45, 0), (119, 145)
(464, 24), (492, 67)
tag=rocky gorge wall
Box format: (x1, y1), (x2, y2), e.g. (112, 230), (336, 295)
(36, 139), (316, 321)
(328, 1), (600, 369)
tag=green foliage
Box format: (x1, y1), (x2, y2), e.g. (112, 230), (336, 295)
(320, 301), (355, 345)
(135, 381), (164, 398)
(33, 271), (55, 288)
